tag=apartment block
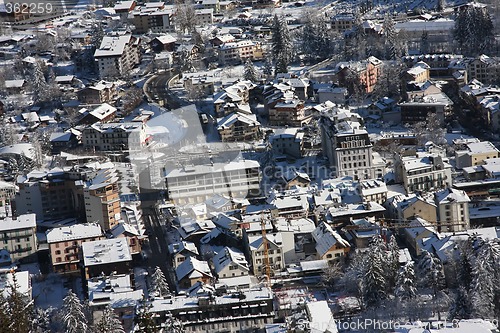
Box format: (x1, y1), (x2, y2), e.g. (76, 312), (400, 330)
(455, 141), (500, 169)
(149, 287), (274, 333)
(320, 116), (385, 180)
(94, 34), (141, 79)
(82, 122), (148, 153)
(394, 152), (452, 194)
(83, 168), (121, 231)
(0, 214), (37, 262)
(165, 160), (261, 205)
(46, 223), (104, 274)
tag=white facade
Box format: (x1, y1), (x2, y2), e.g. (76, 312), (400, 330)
(82, 122), (147, 152)
(0, 214), (37, 261)
(94, 34), (141, 79)
(165, 160), (261, 205)
(435, 188), (470, 232)
(395, 153), (452, 194)
(321, 117), (384, 180)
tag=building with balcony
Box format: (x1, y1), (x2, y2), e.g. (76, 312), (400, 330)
(320, 116), (385, 180)
(165, 160), (261, 205)
(218, 40), (262, 64)
(16, 170), (83, 221)
(148, 287), (274, 333)
(83, 168), (121, 231)
(268, 96), (311, 127)
(246, 232), (285, 277)
(82, 122), (148, 153)
(46, 223), (104, 274)
(394, 152), (452, 194)
(269, 128), (304, 159)
(312, 222), (350, 263)
(94, 34), (141, 79)
(435, 188), (470, 232)
(217, 112), (261, 142)
(333, 56), (383, 94)
(130, 5), (175, 34)
(0, 214), (37, 262)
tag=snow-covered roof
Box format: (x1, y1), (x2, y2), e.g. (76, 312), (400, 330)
(168, 240), (199, 256)
(165, 160), (259, 178)
(466, 141), (499, 154)
(46, 222), (103, 243)
(0, 143), (35, 160)
(95, 35), (134, 58)
(213, 246), (249, 274)
(149, 286), (272, 313)
(4, 79), (25, 88)
(175, 256), (213, 281)
(1, 271), (31, 299)
(89, 103), (117, 120)
(435, 188), (470, 204)
(312, 222), (349, 257)
(154, 34), (177, 44)
(82, 238), (132, 266)
(0, 213), (36, 232)
(217, 112), (259, 130)
(306, 301), (338, 333)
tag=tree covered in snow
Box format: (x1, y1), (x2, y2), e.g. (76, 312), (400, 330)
(175, 0), (196, 34)
(134, 296), (158, 333)
(406, 112), (446, 147)
(455, 238), (476, 290)
(470, 239), (500, 318)
(243, 59), (258, 82)
(386, 235), (401, 292)
(298, 12), (331, 62)
(437, 0), (446, 12)
(94, 305), (125, 333)
(454, 6), (494, 56)
(163, 311), (183, 333)
(417, 250), (445, 297)
(321, 261), (344, 289)
(31, 307), (58, 333)
(0, 273), (33, 333)
(62, 289), (88, 333)
(395, 261), (417, 301)
(362, 236), (387, 307)
(262, 55), (274, 78)
(448, 286), (472, 320)
(340, 250), (367, 296)
(150, 266), (170, 298)
(29, 60), (48, 104)
(271, 15), (293, 74)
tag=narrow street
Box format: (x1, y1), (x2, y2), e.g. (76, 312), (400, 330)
(142, 207), (177, 292)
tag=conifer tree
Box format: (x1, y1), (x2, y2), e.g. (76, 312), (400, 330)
(94, 305), (125, 333)
(448, 286), (472, 320)
(395, 261), (417, 301)
(243, 59), (258, 82)
(418, 250), (445, 297)
(271, 15), (293, 74)
(62, 289), (88, 333)
(362, 236), (387, 307)
(134, 296), (158, 333)
(150, 266), (170, 298)
(454, 6), (494, 56)
(470, 240), (500, 318)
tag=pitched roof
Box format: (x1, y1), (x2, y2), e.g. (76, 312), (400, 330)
(176, 257), (213, 281)
(212, 246), (249, 274)
(312, 222), (349, 257)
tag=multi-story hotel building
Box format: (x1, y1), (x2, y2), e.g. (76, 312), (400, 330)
(165, 160), (261, 205)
